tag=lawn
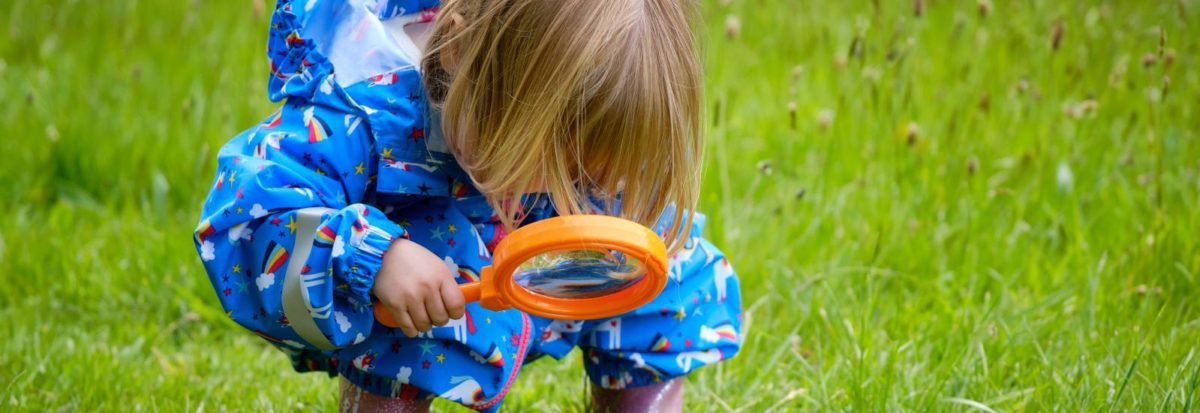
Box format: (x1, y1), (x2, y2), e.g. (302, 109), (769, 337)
(2, 0), (1198, 411)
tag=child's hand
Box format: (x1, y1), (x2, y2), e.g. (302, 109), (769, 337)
(373, 238), (467, 337)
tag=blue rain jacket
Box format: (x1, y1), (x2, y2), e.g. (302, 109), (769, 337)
(193, 1), (742, 410)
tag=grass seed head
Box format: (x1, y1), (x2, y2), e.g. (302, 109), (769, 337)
(1163, 48), (1176, 68)
(1146, 85), (1163, 103)
(848, 36), (864, 59)
(1064, 98), (1099, 119)
(954, 11), (969, 28)
(1051, 19), (1064, 52)
(967, 157), (978, 176)
(757, 160), (773, 175)
(725, 15), (741, 39)
(816, 109), (834, 131)
(1021, 151), (1034, 166)
(1158, 27), (1166, 57)
(905, 122), (920, 146)
(46, 124), (59, 142)
(861, 66), (882, 83)
(1137, 173), (1151, 186)
(787, 101), (797, 129)
(1141, 52), (1157, 67)
(1134, 284), (1162, 295)
(978, 93), (991, 112)
(1056, 161), (1074, 191)
(913, 0), (924, 17)
(978, 0), (992, 18)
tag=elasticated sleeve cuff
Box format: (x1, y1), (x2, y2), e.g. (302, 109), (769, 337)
(334, 205), (407, 309)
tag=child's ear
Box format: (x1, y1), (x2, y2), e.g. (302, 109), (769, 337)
(439, 12), (466, 76)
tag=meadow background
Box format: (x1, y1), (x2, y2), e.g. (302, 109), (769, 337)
(2, 0), (1198, 411)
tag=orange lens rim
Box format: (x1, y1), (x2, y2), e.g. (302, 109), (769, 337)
(486, 215), (668, 320)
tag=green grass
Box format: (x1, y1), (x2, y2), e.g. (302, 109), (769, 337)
(2, 0), (1198, 411)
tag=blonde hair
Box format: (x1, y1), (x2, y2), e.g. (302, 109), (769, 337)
(422, 0), (702, 250)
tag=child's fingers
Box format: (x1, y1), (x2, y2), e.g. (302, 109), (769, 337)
(440, 280), (466, 320)
(425, 292), (450, 327)
(407, 298), (433, 333)
(399, 312), (420, 337)
(388, 307), (419, 337)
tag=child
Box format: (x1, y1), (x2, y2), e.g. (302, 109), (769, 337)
(193, 0), (742, 411)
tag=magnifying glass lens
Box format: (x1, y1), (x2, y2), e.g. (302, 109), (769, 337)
(512, 249), (647, 299)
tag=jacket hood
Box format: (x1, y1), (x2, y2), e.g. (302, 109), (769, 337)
(265, 0), (477, 199)
(266, 0), (439, 100)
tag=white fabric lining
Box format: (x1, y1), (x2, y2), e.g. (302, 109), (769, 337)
(383, 17), (431, 69)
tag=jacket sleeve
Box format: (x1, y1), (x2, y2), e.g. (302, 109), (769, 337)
(194, 101), (402, 351)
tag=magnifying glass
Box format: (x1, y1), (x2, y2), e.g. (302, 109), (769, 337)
(374, 215), (668, 326)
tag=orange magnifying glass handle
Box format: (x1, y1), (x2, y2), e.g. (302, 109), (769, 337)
(373, 283), (482, 328)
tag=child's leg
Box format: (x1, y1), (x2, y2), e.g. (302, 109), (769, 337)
(339, 377), (431, 413)
(589, 379), (684, 413)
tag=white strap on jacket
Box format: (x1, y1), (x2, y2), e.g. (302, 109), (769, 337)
(282, 207), (338, 350)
